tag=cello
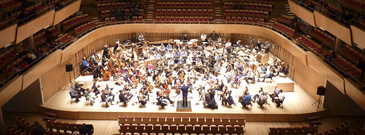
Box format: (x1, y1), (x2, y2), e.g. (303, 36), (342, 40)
(162, 81), (171, 95)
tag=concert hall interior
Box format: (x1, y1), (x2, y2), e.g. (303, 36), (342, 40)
(1, 0), (365, 135)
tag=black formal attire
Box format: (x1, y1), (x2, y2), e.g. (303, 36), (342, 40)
(179, 85), (191, 107)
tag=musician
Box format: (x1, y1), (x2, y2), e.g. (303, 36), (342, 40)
(138, 90), (149, 107)
(70, 86), (81, 103)
(74, 81), (86, 94)
(114, 40), (120, 54)
(279, 62), (288, 75)
(222, 90), (235, 107)
(249, 36), (255, 50)
(138, 33), (144, 42)
(208, 30), (219, 41)
(182, 34), (189, 41)
(101, 90), (113, 107)
(147, 62), (153, 75)
(166, 44), (173, 51)
(102, 44), (111, 59)
(263, 69), (274, 82)
(84, 88), (96, 105)
(153, 52), (161, 59)
(81, 57), (92, 74)
(91, 82), (101, 96)
(160, 43), (166, 51)
(264, 41), (270, 53)
(117, 90), (129, 106)
(240, 92), (252, 107)
(181, 50), (187, 57)
(256, 40), (262, 51)
(179, 84), (191, 107)
(217, 36), (223, 43)
(252, 87), (264, 102)
(90, 50), (99, 66)
(156, 89), (174, 108)
(270, 86), (280, 102)
(257, 92), (269, 107)
(274, 90), (285, 107)
(201, 33), (207, 42)
(104, 84), (115, 102)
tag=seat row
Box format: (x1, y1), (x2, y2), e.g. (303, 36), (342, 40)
(156, 16), (213, 22)
(339, 44), (365, 66)
(223, 2), (273, 11)
(309, 28), (335, 50)
(224, 9), (269, 18)
(5, 125), (26, 135)
(277, 15), (293, 26)
(120, 124), (244, 134)
(105, 16), (144, 22)
(62, 14), (91, 32)
(226, 16), (264, 23)
(15, 116), (36, 134)
(316, 121), (350, 135)
(45, 120), (93, 133)
(297, 35), (322, 53)
(272, 22), (294, 37)
(222, 0), (276, 5)
(56, 33), (74, 44)
(101, 9), (145, 19)
(332, 55), (362, 79)
(97, 2), (145, 11)
(157, 2), (213, 8)
(339, 0), (365, 16)
(156, 9), (213, 16)
(75, 21), (98, 36)
(118, 117), (246, 127)
(268, 125), (318, 135)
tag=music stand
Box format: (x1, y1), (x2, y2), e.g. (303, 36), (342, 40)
(312, 95), (323, 111)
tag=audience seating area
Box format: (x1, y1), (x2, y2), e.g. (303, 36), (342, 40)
(224, 9), (269, 18)
(155, 16), (212, 22)
(62, 14), (91, 32)
(156, 9), (213, 16)
(277, 15), (293, 26)
(316, 120), (350, 135)
(297, 35), (322, 52)
(339, 45), (365, 66)
(45, 120), (93, 134)
(224, 2), (273, 11)
(309, 28), (335, 50)
(13, 116), (36, 134)
(223, 0), (276, 5)
(55, 33), (74, 45)
(268, 125), (319, 135)
(272, 22), (294, 37)
(226, 16), (264, 23)
(118, 117), (246, 134)
(157, 2), (213, 9)
(74, 21), (98, 36)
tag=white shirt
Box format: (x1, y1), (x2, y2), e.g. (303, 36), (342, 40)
(225, 42), (231, 47)
(201, 34), (206, 41)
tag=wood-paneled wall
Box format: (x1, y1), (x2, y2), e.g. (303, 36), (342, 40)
(53, 0), (81, 25)
(314, 11), (352, 45)
(22, 50), (61, 90)
(0, 76), (22, 107)
(16, 10), (55, 44)
(351, 25), (365, 49)
(0, 24), (17, 48)
(288, 0), (315, 26)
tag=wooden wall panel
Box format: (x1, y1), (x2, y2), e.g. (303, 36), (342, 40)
(22, 50), (61, 90)
(293, 56), (326, 99)
(0, 76), (22, 107)
(53, 0), (81, 25)
(314, 11), (352, 45)
(0, 24), (17, 48)
(351, 25), (365, 49)
(345, 79), (365, 111)
(288, 0), (316, 26)
(306, 52), (345, 94)
(16, 10), (55, 44)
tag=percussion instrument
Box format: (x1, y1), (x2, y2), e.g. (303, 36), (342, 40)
(256, 52), (269, 64)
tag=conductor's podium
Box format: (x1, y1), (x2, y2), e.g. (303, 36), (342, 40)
(272, 77), (295, 92)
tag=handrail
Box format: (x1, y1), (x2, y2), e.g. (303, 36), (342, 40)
(1, 20), (364, 89)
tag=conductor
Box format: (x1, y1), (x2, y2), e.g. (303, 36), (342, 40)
(179, 84), (191, 107)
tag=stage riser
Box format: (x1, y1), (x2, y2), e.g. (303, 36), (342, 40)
(38, 106), (330, 122)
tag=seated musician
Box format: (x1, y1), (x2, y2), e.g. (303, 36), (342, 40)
(80, 57), (92, 74)
(84, 88), (96, 105)
(138, 33), (144, 42)
(101, 90), (113, 107)
(166, 44), (173, 51)
(201, 33), (207, 42)
(279, 62), (288, 75)
(264, 41), (270, 53)
(160, 43), (166, 51)
(104, 84), (115, 102)
(70, 86), (81, 103)
(274, 90), (285, 107)
(257, 92), (269, 107)
(102, 44), (111, 59)
(117, 90), (129, 106)
(153, 52), (161, 59)
(138, 90), (149, 107)
(253, 87), (264, 102)
(114, 40), (120, 54)
(217, 36), (222, 43)
(181, 50), (187, 57)
(147, 62), (153, 75)
(165, 51), (172, 59)
(182, 34), (189, 41)
(93, 63), (102, 80)
(263, 69), (274, 82)
(156, 89), (174, 108)
(74, 81), (86, 94)
(270, 86), (280, 102)
(222, 90), (235, 107)
(240, 92), (252, 107)
(91, 82), (101, 96)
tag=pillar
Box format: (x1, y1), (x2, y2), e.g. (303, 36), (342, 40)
(334, 37), (343, 52)
(25, 35), (35, 50)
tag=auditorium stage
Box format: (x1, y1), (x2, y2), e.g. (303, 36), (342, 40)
(38, 74), (329, 122)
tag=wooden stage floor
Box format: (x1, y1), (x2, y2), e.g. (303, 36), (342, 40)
(39, 74), (329, 122)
